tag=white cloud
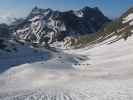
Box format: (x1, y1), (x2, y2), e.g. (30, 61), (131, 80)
(0, 9), (29, 24)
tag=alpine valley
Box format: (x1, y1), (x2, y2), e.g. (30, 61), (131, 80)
(0, 6), (133, 100)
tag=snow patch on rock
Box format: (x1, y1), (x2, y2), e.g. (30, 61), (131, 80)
(74, 11), (84, 18)
(123, 13), (133, 24)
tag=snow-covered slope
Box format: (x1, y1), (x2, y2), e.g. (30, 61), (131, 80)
(0, 7), (133, 100)
(0, 32), (133, 100)
(122, 7), (133, 34)
(0, 40), (50, 73)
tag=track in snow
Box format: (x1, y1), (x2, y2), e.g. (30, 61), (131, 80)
(0, 88), (87, 100)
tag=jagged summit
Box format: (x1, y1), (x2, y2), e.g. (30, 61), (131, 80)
(30, 6), (52, 16)
(13, 6), (110, 46)
(82, 6), (99, 12)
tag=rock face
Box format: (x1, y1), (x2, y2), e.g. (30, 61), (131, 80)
(0, 24), (16, 53)
(0, 38), (17, 54)
(122, 7), (133, 26)
(0, 24), (10, 38)
(13, 6), (110, 45)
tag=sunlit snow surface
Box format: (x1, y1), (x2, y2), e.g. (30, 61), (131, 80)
(0, 34), (133, 100)
(1, 13), (133, 99)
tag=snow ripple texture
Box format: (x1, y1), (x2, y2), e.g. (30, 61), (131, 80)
(0, 89), (88, 100)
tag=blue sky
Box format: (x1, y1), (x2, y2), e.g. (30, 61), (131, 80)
(0, 0), (133, 23)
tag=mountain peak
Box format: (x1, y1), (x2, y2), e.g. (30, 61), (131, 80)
(82, 6), (91, 10)
(82, 6), (99, 11)
(32, 6), (52, 12)
(14, 6), (110, 46)
(121, 7), (133, 18)
(32, 6), (39, 10)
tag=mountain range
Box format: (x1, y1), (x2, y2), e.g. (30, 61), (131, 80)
(0, 6), (132, 52)
(11, 6), (110, 46)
